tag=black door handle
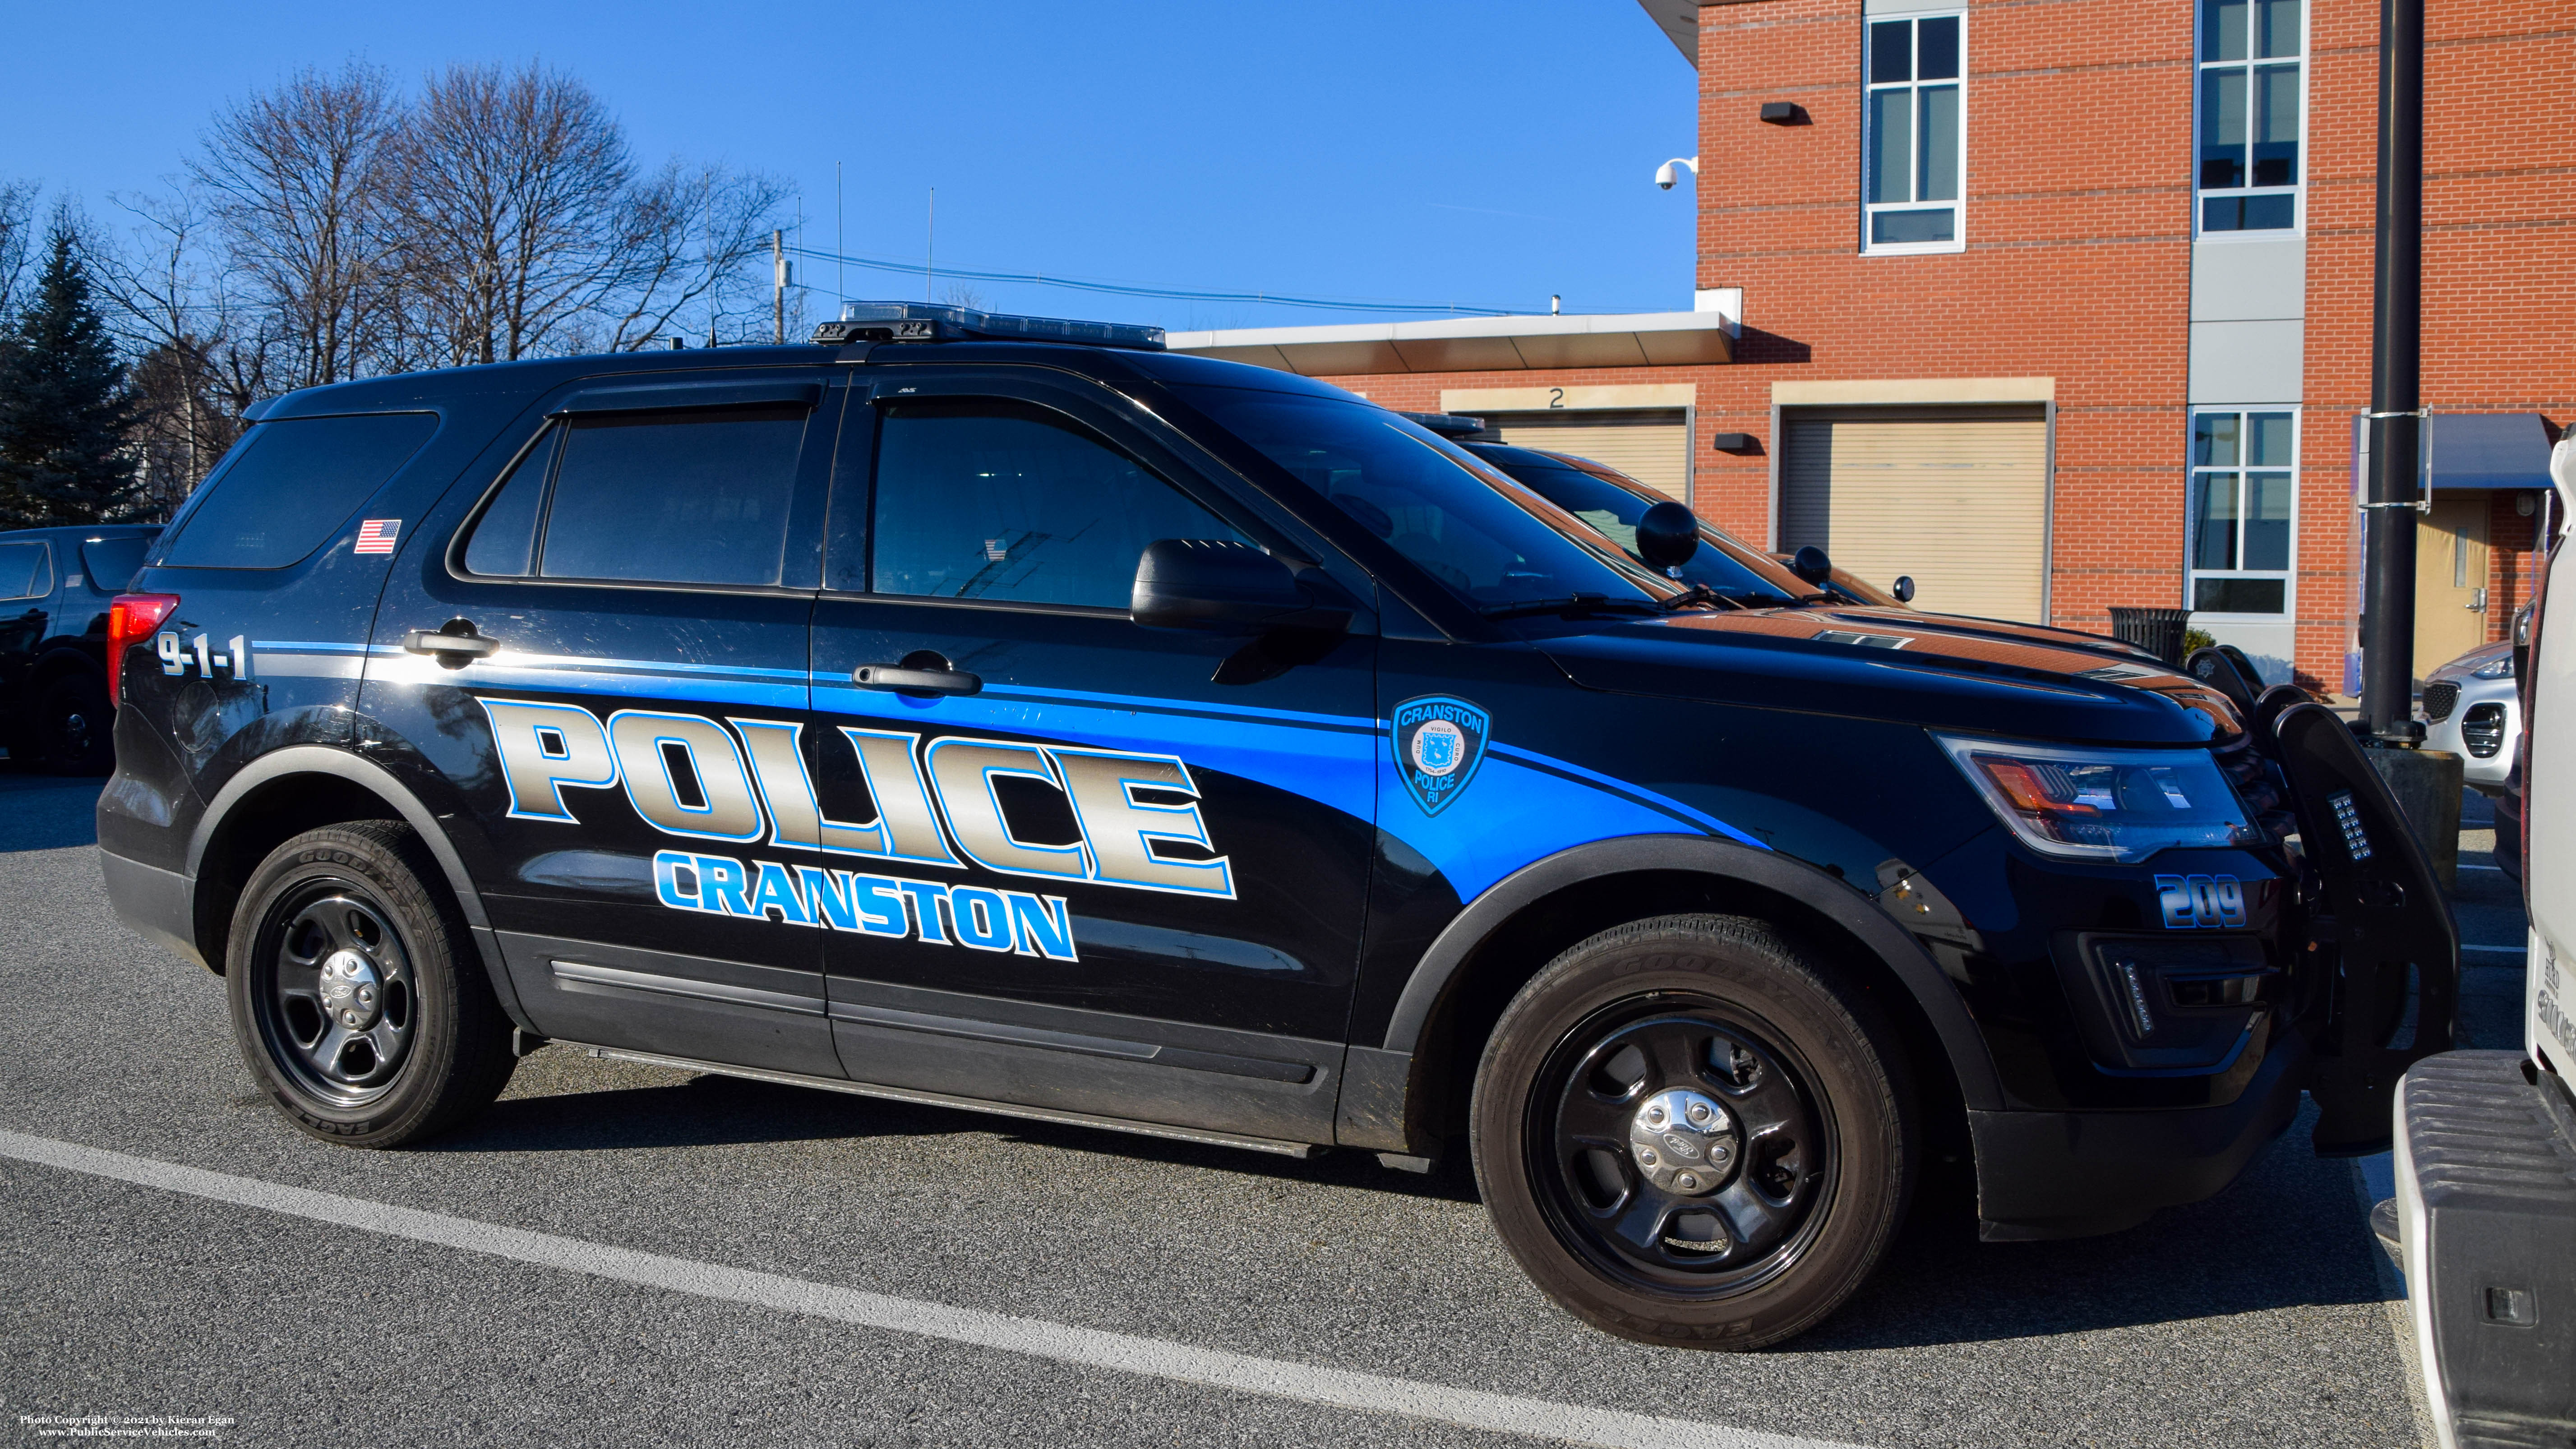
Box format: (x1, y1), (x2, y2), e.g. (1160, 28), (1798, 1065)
(403, 622), (501, 665)
(852, 662), (981, 696)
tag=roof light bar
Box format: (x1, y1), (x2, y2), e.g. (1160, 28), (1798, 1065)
(1396, 411), (1489, 439)
(813, 300), (1165, 351)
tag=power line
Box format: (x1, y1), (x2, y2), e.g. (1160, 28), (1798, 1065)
(784, 244), (1525, 318)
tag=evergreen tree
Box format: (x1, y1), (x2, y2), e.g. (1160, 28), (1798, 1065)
(0, 227), (137, 526)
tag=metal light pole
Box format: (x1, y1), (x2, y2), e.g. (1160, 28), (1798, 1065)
(2359, 0), (2426, 739)
(772, 230), (787, 345)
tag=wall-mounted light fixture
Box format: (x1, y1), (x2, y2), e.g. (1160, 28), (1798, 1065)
(1710, 433), (1757, 453)
(1759, 102), (1809, 125)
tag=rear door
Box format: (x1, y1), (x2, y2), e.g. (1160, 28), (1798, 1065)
(0, 536), (53, 705)
(363, 371), (846, 1077)
(804, 366), (1379, 1143)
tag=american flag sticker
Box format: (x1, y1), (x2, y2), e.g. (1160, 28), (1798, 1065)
(354, 519), (401, 555)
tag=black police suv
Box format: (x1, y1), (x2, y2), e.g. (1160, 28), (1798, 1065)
(97, 302), (2461, 1348)
(1, 524), (161, 773)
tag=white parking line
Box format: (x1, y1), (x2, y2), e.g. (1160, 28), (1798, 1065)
(0, 1129), (1854, 1449)
(2461, 945), (2527, 955)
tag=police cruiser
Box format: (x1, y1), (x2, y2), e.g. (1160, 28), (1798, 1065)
(97, 301), (2461, 1347)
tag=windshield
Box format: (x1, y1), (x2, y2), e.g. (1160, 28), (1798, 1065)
(1171, 386), (1668, 613)
(1471, 449), (1810, 607)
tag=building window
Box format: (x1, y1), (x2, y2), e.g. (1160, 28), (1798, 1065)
(1864, 13), (1965, 253)
(2188, 411), (2296, 614)
(2196, 0), (2304, 233)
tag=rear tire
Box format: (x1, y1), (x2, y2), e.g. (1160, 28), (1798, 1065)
(35, 674), (115, 775)
(226, 821), (516, 1147)
(1471, 914), (1915, 1348)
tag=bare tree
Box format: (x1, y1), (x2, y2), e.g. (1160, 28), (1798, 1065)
(0, 178), (39, 322)
(191, 63), (403, 390)
(94, 188), (243, 515)
(389, 64), (789, 362)
(595, 158), (793, 351)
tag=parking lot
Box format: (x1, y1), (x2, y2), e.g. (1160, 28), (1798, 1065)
(0, 765), (2526, 1449)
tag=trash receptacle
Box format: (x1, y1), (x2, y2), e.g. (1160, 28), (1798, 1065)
(2108, 606), (2192, 666)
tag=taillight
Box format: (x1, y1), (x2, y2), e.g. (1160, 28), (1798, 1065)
(106, 593), (180, 706)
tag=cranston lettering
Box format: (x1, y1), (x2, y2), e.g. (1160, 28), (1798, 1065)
(654, 850), (1078, 960)
(477, 697), (1233, 901)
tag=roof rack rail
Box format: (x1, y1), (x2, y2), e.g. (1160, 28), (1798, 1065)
(1396, 411), (1489, 439)
(813, 301), (1165, 351)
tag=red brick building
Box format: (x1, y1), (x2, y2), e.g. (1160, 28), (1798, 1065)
(1170, 0), (2574, 693)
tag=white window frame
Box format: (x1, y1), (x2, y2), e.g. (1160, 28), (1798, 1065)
(2192, 0), (2309, 240)
(1861, 9), (1968, 257)
(2185, 407), (2300, 620)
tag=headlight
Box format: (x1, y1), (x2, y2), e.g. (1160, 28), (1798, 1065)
(1935, 734), (2262, 863)
(2470, 655), (2516, 679)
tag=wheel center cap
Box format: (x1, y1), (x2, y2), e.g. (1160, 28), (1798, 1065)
(318, 951), (383, 1031)
(1627, 1088), (1737, 1197)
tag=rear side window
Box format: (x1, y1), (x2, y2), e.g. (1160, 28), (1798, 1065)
(79, 535), (154, 594)
(869, 398), (1246, 608)
(528, 408), (806, 587)
(162, 413), (437, 569)
(0, 540), (51, 600)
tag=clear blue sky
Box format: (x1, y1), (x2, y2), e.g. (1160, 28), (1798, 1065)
(5, 1), (1703, 332)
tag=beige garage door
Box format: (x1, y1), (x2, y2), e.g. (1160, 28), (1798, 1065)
(1486, 410), (1691, 503)
(1780, 406), (2049, 620)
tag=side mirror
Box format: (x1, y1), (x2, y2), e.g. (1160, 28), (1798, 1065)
(1634, 500), (1701, 572)
(1131, 539), (1345, 635)
(1891, 575), (1915, 605)
(1791, 545), (1833, 586)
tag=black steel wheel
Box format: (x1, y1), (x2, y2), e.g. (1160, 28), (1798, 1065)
(226, 821), (516, 1146)
(1534, 1004), (1833, 1297)
(36, 674), (115, 775)
(1473, 914), (1915, 1348)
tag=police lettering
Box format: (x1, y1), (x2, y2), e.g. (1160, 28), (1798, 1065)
(476, 698), (1234, 903)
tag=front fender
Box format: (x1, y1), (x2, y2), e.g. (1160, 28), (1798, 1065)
(1337, 833), (2004, 1154)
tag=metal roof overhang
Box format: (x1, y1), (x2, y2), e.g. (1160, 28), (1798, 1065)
(1163, 311), (1734, 377)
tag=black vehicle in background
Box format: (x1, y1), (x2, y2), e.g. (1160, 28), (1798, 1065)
(96, 305), (2461, 1349)
(0, 525), (162, 773)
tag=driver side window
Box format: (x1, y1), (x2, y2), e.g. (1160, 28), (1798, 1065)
(869, 397), (1248, 609)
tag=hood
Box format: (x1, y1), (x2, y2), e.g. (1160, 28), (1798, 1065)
(1803, 604), (2159, 663)
(1538, 607), (2244, 746)
(2425, 640), (2511, 683)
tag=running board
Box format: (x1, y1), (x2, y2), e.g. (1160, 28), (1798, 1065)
(558, 1041), (1324, 1159)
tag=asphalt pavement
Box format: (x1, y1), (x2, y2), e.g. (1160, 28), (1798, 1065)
(2, 764), (2509, 1449)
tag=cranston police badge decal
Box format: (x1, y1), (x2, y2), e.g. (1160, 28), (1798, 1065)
(1392, 695), (1491, 817)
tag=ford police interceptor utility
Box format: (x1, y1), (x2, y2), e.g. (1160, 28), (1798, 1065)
(97, 302), (2462, 1347)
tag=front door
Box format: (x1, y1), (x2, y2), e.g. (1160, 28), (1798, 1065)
(2415, 494), (2492, 673)
(363, 371), (845, 1077)
(805, 368), (1378, 1142)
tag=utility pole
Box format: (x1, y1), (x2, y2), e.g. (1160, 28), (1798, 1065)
(772, 229), (786, 345)
(2359, 0), (2426, 740)
(927, 188), (936, 304)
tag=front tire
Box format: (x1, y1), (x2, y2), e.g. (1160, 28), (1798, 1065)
(226, 822), (516, 1147)
(1471, 914), (1915, 1348)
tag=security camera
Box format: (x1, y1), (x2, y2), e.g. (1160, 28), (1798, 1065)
(1654, 157), (1699, 191)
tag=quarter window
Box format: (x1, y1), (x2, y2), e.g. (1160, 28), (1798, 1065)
(2197, 0), (2304, 233)
(0, 540), (51, 600)
(160, 413), (437, 570)
(2188, 410), (2296, 614)
(869, 398), (1248, 609)
(1864, 13), (1965, 253)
